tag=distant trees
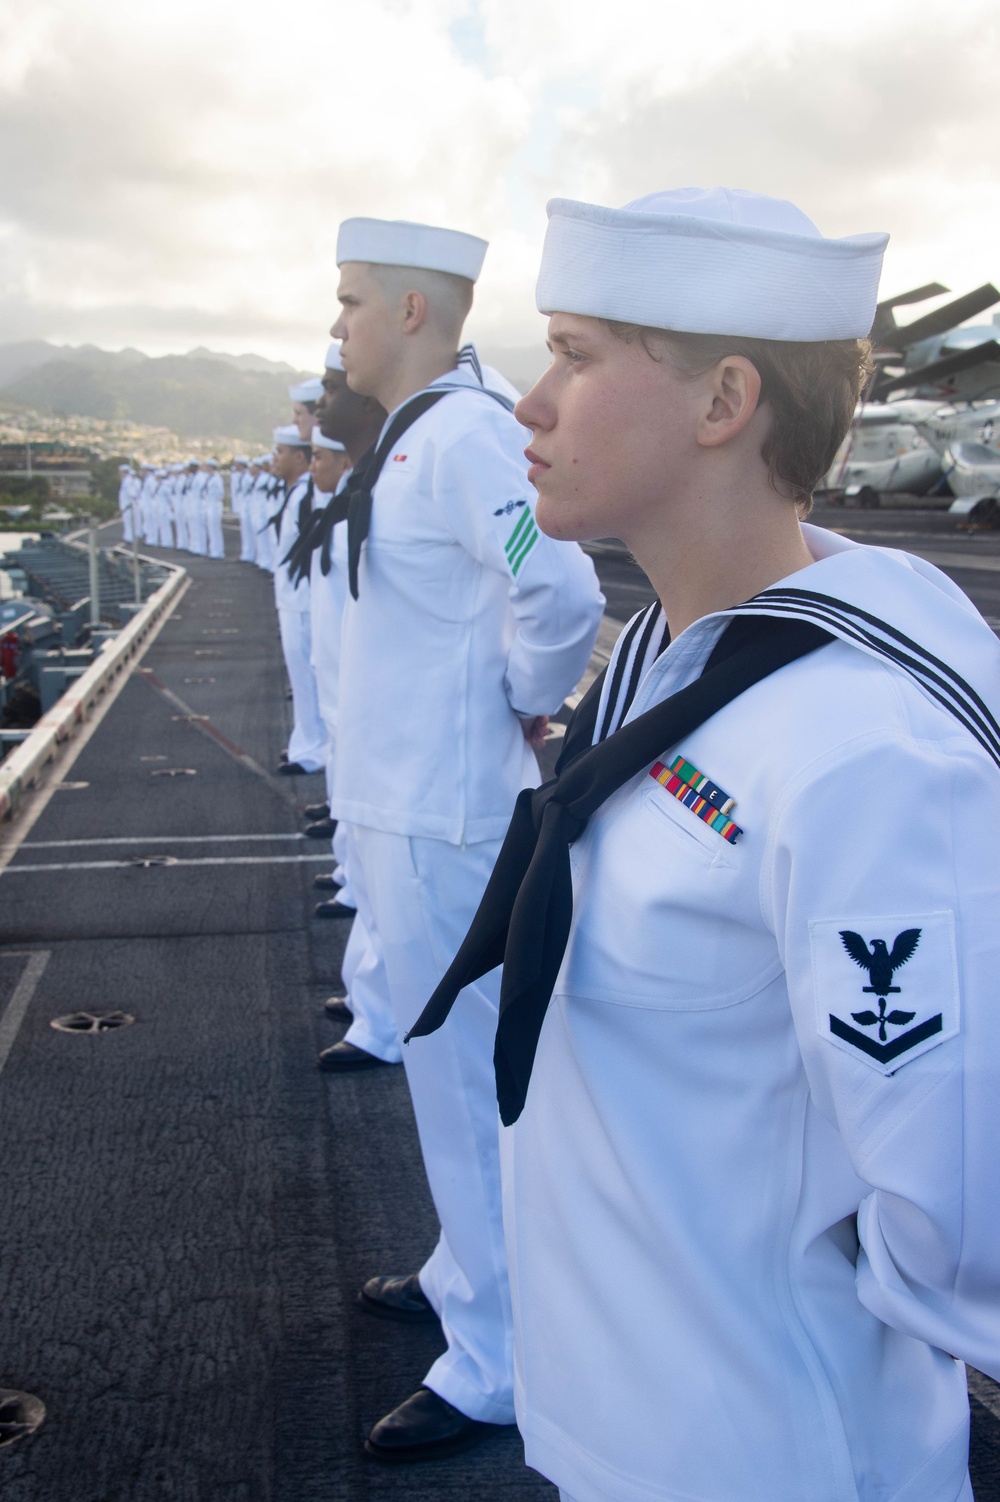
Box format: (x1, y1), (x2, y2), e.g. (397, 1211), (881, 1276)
(0, 474), (51, 521)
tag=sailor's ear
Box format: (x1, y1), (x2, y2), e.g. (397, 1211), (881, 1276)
(696, 356), (762, 448)
(400, 289), (430, 337)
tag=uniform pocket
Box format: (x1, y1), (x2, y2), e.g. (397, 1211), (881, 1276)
(640, 786), (735, 866)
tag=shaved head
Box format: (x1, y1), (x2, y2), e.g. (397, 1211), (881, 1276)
(366, 263), (474, 343)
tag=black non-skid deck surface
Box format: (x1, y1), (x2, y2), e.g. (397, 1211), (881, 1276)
(0, 534), (553, 1500)
(1, 520), (999, 1499)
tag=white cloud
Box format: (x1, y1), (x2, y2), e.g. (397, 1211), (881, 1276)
(0, 0), (997, 370)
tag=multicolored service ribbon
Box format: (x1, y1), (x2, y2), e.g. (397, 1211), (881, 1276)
(649, 756), (742, 844)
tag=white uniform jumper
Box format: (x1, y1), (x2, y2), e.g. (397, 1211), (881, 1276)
(138, 472), (158, 544)
(274, 475), (327, 773)
(188, 472), (208, 555)
(240, 472), (260, 563)
(172, 475), (189, 551)
(118, 473), (134, 542)
(502, 525), (1000, 1502)
(308, 481), (401, 1066)
(253, 476), (279, 573)
(331, 362), (604, 1423)
(204, 471), (225, 559)
(157, 475), (175, 548)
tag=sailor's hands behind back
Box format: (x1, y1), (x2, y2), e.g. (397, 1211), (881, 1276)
(520, 715), (549, 750)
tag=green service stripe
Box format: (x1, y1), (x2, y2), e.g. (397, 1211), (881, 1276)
(504, 508), (534, 558)
(509, 522), (538, 575)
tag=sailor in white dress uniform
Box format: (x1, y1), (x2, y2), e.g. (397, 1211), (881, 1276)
(138, 465), (158, 544)
(412, 188), (1000, 1502)
(307, 347), (403, 1069)
(270, 424), (327, 775)
(240, 460), (262, 564)
(203, 459), (225, 559)
(117, 464), (134, 541)
(156, 468), (175, 547)
(229, 458), (247, 522)
(329, 215), (605, 1461)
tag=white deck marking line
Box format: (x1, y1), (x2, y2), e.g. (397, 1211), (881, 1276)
(0, 951), (50, 1077)
(22, 833), (308, 849)
(136, 669), (271, 780)
(0, 575), (191, 877)
(6, 854), (333, 874)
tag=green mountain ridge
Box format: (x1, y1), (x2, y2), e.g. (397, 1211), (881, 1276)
(0, 350), (309, 444)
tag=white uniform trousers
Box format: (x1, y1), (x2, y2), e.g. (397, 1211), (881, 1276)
(351, 824), (515, 1424)
(277, 607), (327, 772)
(337, 823), (402, 1065)
(189, 506), (207, 556)
(255, 512), (276, 572)
(239, 503), (257, 563)
(206, 501), (224, 559)
(121, 505), (134, 542)
(158, 504), (174, 549)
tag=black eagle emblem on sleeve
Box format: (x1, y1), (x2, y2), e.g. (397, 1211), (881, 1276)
(839, 928), (921, 1041)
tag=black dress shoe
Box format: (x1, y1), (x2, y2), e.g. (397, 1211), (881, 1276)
(365, 1387), (507, 1464)
(305, 816), (337, 839)
(276, 760), (309, 776)
(314, 899), (357, 921)
(324, 996), (353, 1021)
(313, 872), (339, 890)
(279, 748), (289, 763)
(357, 1272), (438, 1324)
(318, 1041), (389, 1072)
(304, 802), (330, 820)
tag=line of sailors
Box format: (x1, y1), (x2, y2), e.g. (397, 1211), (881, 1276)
(116, 458), (227, 558)
(134, 192), (1000, 1501)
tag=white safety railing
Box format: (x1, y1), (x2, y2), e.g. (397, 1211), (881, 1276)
(0, 558), (187, 822)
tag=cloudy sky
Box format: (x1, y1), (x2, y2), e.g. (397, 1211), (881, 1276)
(1, 0), (998, 374)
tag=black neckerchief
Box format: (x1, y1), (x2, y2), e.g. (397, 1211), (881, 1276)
(344, 389), (450, 599)
(406, 613), (833, 1125)
(283, 486), (350, 586)
(268, 475), (304, 535)
(342, 368), (515, 600)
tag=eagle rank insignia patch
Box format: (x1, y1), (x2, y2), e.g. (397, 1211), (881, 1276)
(809, 911), (959, 1074)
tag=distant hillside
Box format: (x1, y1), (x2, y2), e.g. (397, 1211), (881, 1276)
(0, 338), (544, 442)
(0, 344), (312, 445)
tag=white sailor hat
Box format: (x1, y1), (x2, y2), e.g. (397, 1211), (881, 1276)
(324, 342), (344, 372)
(289, 377), (323, 403)
(536, 188), (889, 342)
(311, 427), (345, 452)
(336, 217), (488, 282)
(118, 462), (130, 471)
(273, 424), (311, 448)
(234, 455), (249, 465)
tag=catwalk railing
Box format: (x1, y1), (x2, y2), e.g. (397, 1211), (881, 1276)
(0, 551), (187, 823)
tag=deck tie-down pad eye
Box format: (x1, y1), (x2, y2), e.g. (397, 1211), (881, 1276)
(0, 1389), (46, 1448)
(50, 1011), (135, 1034)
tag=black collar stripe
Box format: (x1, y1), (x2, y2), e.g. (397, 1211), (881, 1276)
(751, 587), (1000, 742)
(598, 603), (658, 743)
(617, 604), (666, 737)
(732, 594), (1000, 760)
(730, 597), (1000, 769)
